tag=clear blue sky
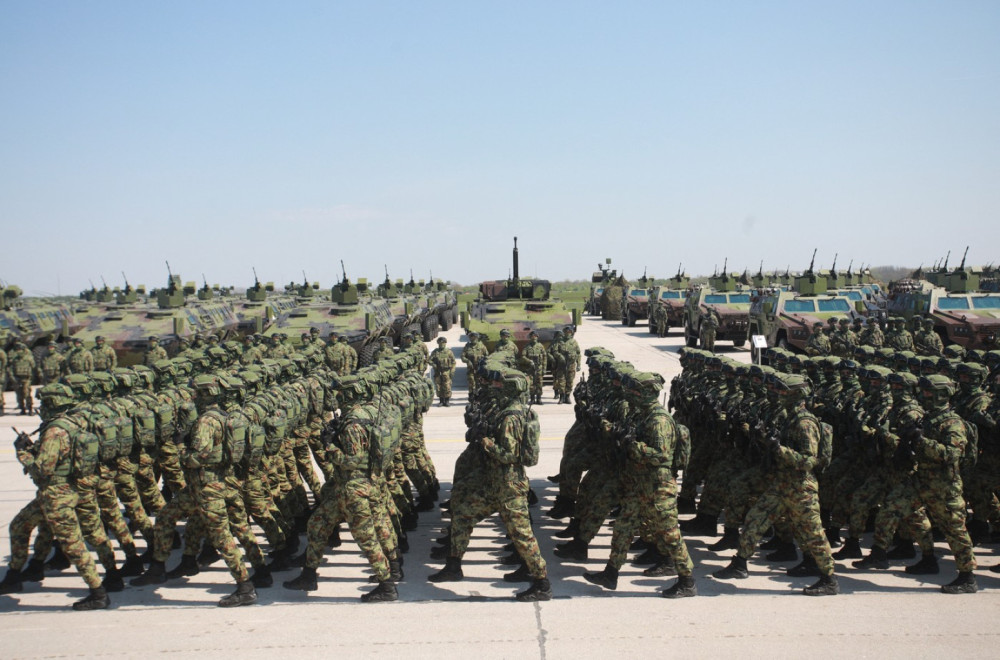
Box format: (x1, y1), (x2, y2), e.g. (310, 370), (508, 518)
(2, 1), (998, 295)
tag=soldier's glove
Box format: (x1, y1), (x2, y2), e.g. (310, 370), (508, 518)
(14, 432), (32, 453)
(480, 436), (495, 452)
(626, 442), (643, 462)
(861, 425), (877, 438)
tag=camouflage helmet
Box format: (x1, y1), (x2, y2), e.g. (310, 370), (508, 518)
(865, 365), (892, 382)
(37, 382), (77, 410)
(112, 367), (135, 390)
(772, 373), (812, 400)
(584, 346), (613, 359)
(966, 349), (986, 365)
(942, 344), (966, 360)
(437, 337), (447, 344)
(95, 335), (106, 343)
(467, 331), (478, 339)
(918, 374), (956, 405)
(887, 370), (918, 392)
(192, 374), (223, 398)
(955, 361), (988, 385)
(63, 373), (95, 399)
(499, 328), (511, 337)
(623, 370), (665, 401)
(132, 365), (156, 391)
(90, 370), (117, 395)
(922, 317), (934, 328)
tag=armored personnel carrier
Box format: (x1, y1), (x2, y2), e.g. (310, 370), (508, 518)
(0, 282), (78, 352)
(462, 237), (582, 352)
(647, 265), (690, 335)
(887, 248), (1000, 350)
(622, 270), (654, 327)
(587, 259), (616, 316)
(748, 255), (859, 355)
(72, 269), (241, 365)
(231, 271), (298, 336)
(682, 259), (751, 348)
(264, 267), (395, 365)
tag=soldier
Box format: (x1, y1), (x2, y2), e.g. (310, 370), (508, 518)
(858, 317), (885, 349)
(38, 342), (66, 385)
(519, 331), (547, 405)
(371, 336), (394, 364)
(461, 331), (488, 393)
(65, 338), (94, 374)
(144, 336), (168, 366)
(885, 318), (915, 352)
(582, 371), (696, 598)
(805, 322), (831, 357)
(494, 328), (518, 356)
(713, 373), (839, 596)
(341, 335), (360, 373)
(830, 318), (858, 357)
(429, 368), (551, 601)
(240, 335), (263, 365)
(0, 337), (7, 415)
(429, 337), (455, 406)
(915, 318), (944, 357)
(547, 329), (565, 401)
(559, 326), (581, 404)
(854, 375), (978, 594)
(184, 374), (258, 606)
(654, 301), (669, 338)
(16, 383), (110, 610)
(700, 310), (719, 353)
(90, 336), (117, 372)
(8, 341), (35, 414)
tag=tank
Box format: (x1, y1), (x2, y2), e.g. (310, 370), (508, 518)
(462, 237), (582, 352)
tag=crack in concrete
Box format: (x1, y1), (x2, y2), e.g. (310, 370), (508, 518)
(533, 601), (548, 660)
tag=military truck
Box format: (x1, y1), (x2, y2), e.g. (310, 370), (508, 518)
(748, 280), (858, 356)
(886, 249), (1000, 350)
(463, 237), (582, 352)
(265, 268), (396, 365)
(621, 270), (653, 327)
(647, 266), (690, 335)
(682, 260), (751, 348)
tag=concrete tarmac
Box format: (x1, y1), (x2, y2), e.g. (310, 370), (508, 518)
(1, 317), (998, 658)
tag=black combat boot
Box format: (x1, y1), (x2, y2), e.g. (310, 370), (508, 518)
(283, 566), (318, 591)
(516, 577), (552, 601)
(165, 555), (200, 580)
(328, 527), (342, 548)
(886, 541), (917, 559)
(708, 527), (741, 553)
(852, 546), (889, 570)
(401, 510), (419, 531)
(547, 496), (575, 520)
(130, 560), (167, 586)
(677, 497), (697, 515)
(583, 564), (619, 590)
(825, 526), (842, 548)
(434, 529), (451, 546)
(905, 554), (940, 575)
(428, 557), (463, 582)
(251, 565), (273, 588)
(966, 519), (990, 546)
(390, 559), (404, 582)
(644, 557), (677, 577)
(712, 556), (749, 580)
(430, 544), (449, 560)
(941, 571), (977, 594)
(414, 494), (436, 512)
(20, 558), (45, 582)
(102, 567), (125, 593)
(680, 512), (718, 537)
(0, 567), (23, 595)
(361, 580), (398, 602)
(554, 518), (580, 539)
(764, 541), (798, 563)
(503, 563), (533, 583)
(119, 554), (144, 577)
(632, 546), (664, 566)
(662, 575), (697, 599)
(219, 579), (258, 607)
(803, 574), (839, 596)
(786, 555), (821, 577)
(552, 538), (588, 561)
(499, 551), (523, 566)
(72, 586), (110, 611)
(197, 544), (221, 568)
(832, 537), (862, 560)
(46, 543), (71, 571)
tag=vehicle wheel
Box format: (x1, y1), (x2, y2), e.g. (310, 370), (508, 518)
(422, 316), (438, 342)
(440, 310), (452, 331)
(732, 338), (746, 348)
(684, 324), (698, 348)
(627, 310), (637, 327)
(359, 343), (377, 367)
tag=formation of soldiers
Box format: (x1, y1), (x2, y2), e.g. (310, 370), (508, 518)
(0, 328), (440, 610)
(669, 340), (1000, 595)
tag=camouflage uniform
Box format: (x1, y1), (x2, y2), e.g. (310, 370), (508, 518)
(461, 333), (488, 393)
(805, 324), (831, 356)
(699, 312), (719, 353)
(90, 338), (117, 372)
(144, 340), (168, 367)
(858, 321), (884, 349)
(558, 328), (581, 402)
(8, 343), (35, 413)
(38, 345), (66, 385)
(66, 341), (94, 374)
(519, 334), (547, 403)
(429, 339), (455, 406)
